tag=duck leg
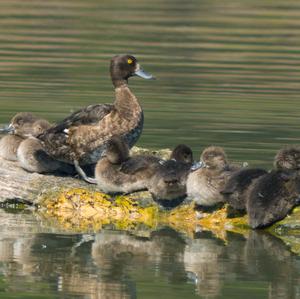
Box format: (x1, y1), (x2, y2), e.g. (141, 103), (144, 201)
(74, 160), (97, 184)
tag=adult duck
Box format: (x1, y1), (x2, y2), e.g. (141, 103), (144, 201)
(38, 54), (154, 166)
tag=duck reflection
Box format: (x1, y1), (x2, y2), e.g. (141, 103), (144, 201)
(0, 212), (299, 299)
(184, 231), (300, 299)
(91, 228), (187, 284)
(184, 232), (225, 298)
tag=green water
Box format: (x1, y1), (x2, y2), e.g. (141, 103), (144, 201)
(0, 0), (300, 298)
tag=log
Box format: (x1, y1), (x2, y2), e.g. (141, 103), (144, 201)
(0, 146), (172, 204)
(0, 149), (300, 255)
(0, 157), (94, 204)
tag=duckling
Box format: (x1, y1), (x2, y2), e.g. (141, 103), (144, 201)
(220, 168), (267, 212)
(75, 136), (161, 193)
(75, 138), (194, 201)
(247, 146), (300, 229)
(0, 112), (39, 161)
(186, 146), (235, 207)
(38, 54), (154, 169)
(0, 134), (24, 161)
(148, 144), (194, 208)
(17, 120), (74, 174)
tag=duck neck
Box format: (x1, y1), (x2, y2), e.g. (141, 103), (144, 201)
(114, 84), (142, 119)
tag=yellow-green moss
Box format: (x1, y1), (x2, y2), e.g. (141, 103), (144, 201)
(39, 188), (160, 232)
(38, 188), (248, 238)
(37, 187), (300, 254)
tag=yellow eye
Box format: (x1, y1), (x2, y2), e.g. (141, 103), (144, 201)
(127, 58), (133, 64)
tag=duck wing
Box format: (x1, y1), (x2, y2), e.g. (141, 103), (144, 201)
(37, 104), (114, 163)
(43, 104), (114, 134)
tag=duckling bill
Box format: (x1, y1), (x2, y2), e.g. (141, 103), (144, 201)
(38, 54), (154, 167)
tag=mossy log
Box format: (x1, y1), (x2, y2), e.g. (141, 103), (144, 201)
(0, 146), (171, 204)
(1, 149), (300, 254)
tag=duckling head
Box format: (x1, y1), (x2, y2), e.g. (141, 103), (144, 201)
(201, 146), (228, 169)
(171, 144), (193, 164)
(110, 54), (154, 87)
(31, 119), (52, 137)
(274, 146), (300, 170)
(105, 136), (129, 164)
(5, 112), (38, 136)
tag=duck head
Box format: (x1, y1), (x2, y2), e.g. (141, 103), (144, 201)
(274, 146), (300, 170)
(170, 144), (193, 164)
(105, 136), (130, 164)
(149, 171), (186, 209)
(31, 119), (52, 137)
(0, 112), (38, 135)
(110, 54), (154, 87)
(201, 146), (228, 169)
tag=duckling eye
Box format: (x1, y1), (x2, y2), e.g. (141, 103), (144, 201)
(127, 58), (133, 65)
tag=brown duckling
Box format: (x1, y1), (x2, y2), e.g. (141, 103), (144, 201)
(220, 168), (268, 212)
(0, 134), (23, 161)
(148, 144), (194, 208)
(75, 138), (194, 202)
(38, 54), (154, 168)
(0, 112), (39, 161)
(75, 136), (161, 193)
(247, 146), (300, 229)
(17, 119), (74, 174)
(186, 146), (236, 207)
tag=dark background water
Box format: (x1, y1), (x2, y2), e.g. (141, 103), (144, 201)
(0, 0), (300, 298)
(1, 0), (300, 166)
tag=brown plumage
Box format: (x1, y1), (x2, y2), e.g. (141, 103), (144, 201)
(17, 120), (74, 174)
(247, 146), (300, 228)
(38, 54), (154, 166)
(0, 134), (23, 161)
(0, 113), (44, 161)
(221, 168), (267, 211)
(148, 144), (194, 208)
(75, 137), (193, 205)
(186, 146), (236, 206)
(83, 136), (162, 193)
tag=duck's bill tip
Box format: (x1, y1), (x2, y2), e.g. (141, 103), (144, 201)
(191, 161), (205, 171)
(0, 124), (14, 134)
(134, 69), (155, 80)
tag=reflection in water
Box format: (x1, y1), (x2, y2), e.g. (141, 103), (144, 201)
(0, 210), (299, 298)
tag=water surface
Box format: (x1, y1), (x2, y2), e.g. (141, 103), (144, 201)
(0, 1), (300, 298)
(0, 210), (299, 299)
